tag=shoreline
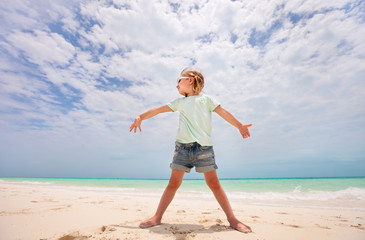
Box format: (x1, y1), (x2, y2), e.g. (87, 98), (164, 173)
(1, 179), (364, 211)
(1, 181), (365, 240)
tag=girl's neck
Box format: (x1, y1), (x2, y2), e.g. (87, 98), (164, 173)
(185, 92), (200, 97)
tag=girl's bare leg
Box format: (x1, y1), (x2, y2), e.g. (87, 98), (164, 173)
(139, 169), (185, 228)
(204, 170), (252, 233)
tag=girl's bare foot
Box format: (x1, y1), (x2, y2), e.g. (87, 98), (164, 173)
(139, 216), (162, 228)
(229, 219), (252, 233)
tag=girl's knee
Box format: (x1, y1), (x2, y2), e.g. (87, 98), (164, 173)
(206, 177), (221, 190)
(168, 178), (182, 189)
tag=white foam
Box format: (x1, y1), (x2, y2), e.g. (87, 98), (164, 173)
(224, 187), (365, 201)
(0, 180), (54, 185)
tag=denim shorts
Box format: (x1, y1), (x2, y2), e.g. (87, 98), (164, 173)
(170, 142), (218, 173)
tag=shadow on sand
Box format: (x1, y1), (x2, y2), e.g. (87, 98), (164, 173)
(114, 223), (233, 240)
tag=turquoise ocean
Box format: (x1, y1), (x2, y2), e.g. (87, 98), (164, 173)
(1, 177), (365, 210)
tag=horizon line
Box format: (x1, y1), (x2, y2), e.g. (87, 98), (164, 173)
(1, 176), (364, 180)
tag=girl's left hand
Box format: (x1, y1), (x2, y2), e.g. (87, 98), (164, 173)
(130, 116), (142, 133)
(239, 124), (252, 139)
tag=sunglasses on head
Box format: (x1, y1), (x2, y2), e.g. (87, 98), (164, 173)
(177, 76), (190, 83)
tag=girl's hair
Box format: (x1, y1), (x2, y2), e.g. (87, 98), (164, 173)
(181, 68), (205, 94)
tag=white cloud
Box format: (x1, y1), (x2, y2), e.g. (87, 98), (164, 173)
(285, 0), (351, 13)
(7, 30), (75, 66)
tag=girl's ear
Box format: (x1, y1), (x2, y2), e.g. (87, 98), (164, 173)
(188, 77), (194, 85)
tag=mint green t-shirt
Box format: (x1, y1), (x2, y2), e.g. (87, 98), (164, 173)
(167, 94), (220, 146)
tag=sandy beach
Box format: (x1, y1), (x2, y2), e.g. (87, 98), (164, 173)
(0, 181), (364, 240)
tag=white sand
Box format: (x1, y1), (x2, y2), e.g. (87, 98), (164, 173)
(0, 182), (364, 240)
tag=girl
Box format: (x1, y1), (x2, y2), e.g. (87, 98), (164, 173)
(129, 68), (252, 233)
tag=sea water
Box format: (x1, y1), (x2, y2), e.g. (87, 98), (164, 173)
(1, 177), (365, 210)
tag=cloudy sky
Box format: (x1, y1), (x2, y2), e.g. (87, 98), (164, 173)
(1, 0), (364, 179)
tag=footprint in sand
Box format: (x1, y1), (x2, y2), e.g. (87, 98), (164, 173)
(211, 224), (231, 232)
(50, 205), (72, 211)
(315, 224), (331, 229)
(169, 226), (194, 235)
(280, 222), (301, 228)
(51, 207), (63, 211)
(350, 224), (365, 230)
(57, 232), (88, 240)
(216, 219), (223, 224)
(199, 219), (209, 223)
(101, 226), (117, 232)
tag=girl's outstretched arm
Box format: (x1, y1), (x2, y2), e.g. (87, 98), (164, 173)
(130, 105), (172, 133)
(214, 106), (252, 139)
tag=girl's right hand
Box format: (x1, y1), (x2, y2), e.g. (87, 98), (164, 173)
(130, 116), (142, 133)
(239, 124), (252, 139)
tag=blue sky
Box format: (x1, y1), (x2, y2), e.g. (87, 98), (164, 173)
(0, 0), (364, 179)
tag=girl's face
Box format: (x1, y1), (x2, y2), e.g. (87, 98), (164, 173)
(176, 75), (193, 96)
